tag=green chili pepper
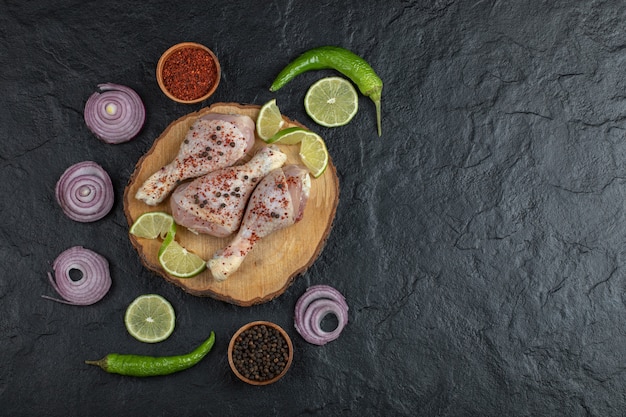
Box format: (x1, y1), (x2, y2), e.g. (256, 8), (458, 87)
(270, 46), (383, 136)
(85, 332), (215, 377)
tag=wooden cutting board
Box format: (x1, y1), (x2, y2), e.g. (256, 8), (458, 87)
(123, 103), (339, 306)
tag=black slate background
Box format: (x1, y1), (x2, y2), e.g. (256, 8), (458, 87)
(2, 0), (626, 416)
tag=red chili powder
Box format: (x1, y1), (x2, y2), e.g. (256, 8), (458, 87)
(162, 47), (217, 101)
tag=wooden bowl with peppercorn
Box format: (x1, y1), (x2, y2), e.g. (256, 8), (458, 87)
(228, 321), (294, 385)
(156, 42), (221, 104)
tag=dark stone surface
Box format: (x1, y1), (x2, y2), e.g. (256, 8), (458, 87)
(2, 0), (626, 415)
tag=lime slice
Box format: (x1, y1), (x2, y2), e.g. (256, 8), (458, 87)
(257, 98), (285, 141)
(130, 212), (174, 239)
(159, 238), (206, 278)
(267, 126), (317, 145)
(299, 133), (329, 178)
(304, 77), (358, 128)
(124, 294), (175, 343)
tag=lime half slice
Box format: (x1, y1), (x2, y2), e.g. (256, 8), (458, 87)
(129, 212), (174, 239)
(158, 239), (206, 278)
(299, 133), (329, 178)
(257, 98), (285, 140)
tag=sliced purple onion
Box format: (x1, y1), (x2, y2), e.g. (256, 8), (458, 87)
(294, 285), (349, 345)
(56, 161), (114, 222)
(42, 246), (111, 306)
(84, 83), (145, 144)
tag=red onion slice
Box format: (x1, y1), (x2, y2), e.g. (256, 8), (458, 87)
(294, 285), (349, 345)
(42, 246), (111, 306)
(56, 161), (114, 222)
(84, 83), (145, 144)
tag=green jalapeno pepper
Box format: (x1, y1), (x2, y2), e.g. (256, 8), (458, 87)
(85, 332), (215, 377)
(270, 46), (383, 136)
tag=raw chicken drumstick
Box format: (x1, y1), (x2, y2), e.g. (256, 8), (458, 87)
(170, 145), (288, 237)
(135, 113), (255, 205)
(208, 165), (311, 281)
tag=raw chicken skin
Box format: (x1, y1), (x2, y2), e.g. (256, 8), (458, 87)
(170, 145), (288, 237)
(208, 165), (311, 281)
(200, 113), (255, 152)
(135, 114), (255, 205)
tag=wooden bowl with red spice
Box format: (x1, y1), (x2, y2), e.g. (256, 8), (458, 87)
(156, 42), (221, 104)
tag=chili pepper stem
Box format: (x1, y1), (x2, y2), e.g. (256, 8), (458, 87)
(370, 91), (382, 137)
(85, 358), (107, 370)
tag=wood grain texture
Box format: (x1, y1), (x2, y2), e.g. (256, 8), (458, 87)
(123, 103), (339, 306)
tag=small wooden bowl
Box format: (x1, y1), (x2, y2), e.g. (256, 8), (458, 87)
(228, 321), (294, 385)
(156, 42), (221, 104)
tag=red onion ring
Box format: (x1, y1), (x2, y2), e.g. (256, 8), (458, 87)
(42, 246), (111, 306)
(55, 161), (114, 222)
(84, 83), (145, 144)
(294, 285), (349, 345)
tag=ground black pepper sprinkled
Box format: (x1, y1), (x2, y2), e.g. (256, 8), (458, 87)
(232, 324), (290, 382)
